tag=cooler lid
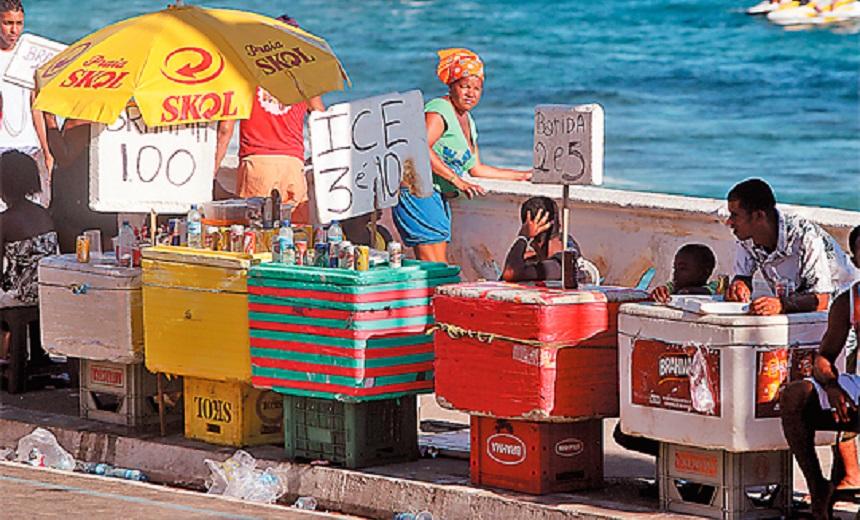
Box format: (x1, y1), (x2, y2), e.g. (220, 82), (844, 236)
(435, 281), (608, 305)
(249, 260), (460, 286)
(142, 245), (260, 269)
(618, 300), (828, 326)
(38, 254), (142, 283)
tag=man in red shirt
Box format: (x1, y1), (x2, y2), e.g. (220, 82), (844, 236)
(213, 14), (323, 225)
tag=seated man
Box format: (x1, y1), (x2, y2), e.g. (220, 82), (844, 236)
(501, 196), (582, 282)
(724, 178), (857, 315)
(780, 276), (860, 520)
(650, 243), (718, 303)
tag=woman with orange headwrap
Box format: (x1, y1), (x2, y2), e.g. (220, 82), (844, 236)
(391, 48), (530, 263)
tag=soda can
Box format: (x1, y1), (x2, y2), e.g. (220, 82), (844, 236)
(388, 241), (402, 269)
(305, 247), (315, 267)
(272, 234), (283, 263)
(328, 242), (340, 268)
(339, 242), (355, 270)
(295, 240), (308, 266)
(230, 224), (244, 252)
(204, 226), (220, 250)
(715, 274), (730, 296)
(356, 245), (370, 271)
(314, 243), (329, 267)
(219, 227), (231, 252)
(313, 225), (326, 246)
(76, 235), (90, 263)
(243, 230), (256, 254)
(168, 218), (182, 246)
(282, 243), (297, 265)
(775, 279), (795, 299)
(263, 228), (277, 254)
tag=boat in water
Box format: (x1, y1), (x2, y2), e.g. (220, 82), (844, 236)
(757, 0), (860, 25)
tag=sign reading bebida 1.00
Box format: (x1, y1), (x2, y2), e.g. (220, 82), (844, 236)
(309, 90), (433, 224)
(89, 104), (216, 213)
(532, 104), (604, 186)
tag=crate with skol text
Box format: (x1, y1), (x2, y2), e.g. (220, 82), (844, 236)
(184, 377), (284, 447)
(79, 359), (183, 428)
(470, 416), (603, 495)
(658, 442), (792, 520)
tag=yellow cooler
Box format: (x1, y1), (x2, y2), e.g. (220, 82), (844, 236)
(142, 246), (260, 382)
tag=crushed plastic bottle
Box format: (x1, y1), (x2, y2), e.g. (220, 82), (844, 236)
(293, 497), (318, 510)
(689, 343), (716, 415)
(204, 450), (286, 504)
(15, 428), (75, 471)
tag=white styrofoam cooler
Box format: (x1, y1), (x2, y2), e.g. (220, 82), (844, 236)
(618, 302), (833, 452)
(38, 254), (143, 364)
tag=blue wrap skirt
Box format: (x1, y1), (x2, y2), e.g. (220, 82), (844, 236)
(391, 187), (451, 247)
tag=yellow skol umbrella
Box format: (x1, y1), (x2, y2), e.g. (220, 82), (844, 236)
(34, 2), (349, 127)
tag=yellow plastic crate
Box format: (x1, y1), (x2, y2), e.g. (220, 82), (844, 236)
(184, 376), (284, 447)
(142, 246), (260, 382)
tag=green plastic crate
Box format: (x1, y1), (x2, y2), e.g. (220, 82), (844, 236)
(283, 394), (418, 468)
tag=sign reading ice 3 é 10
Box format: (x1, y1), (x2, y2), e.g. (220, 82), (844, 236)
(309, 90), (433, 224)
(532, 104), (604, 186)
(89, 104), (216, 213)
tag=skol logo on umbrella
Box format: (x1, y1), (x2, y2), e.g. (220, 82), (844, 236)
(161, 47), (225, 85)
(57, 53), (131, 90)
(245, 41), (317, 76)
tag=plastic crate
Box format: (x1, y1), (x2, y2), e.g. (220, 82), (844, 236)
(184, 376), (284, 447)
(79, 359), (183, 428)
(470, 416), (603, 495)
(283, 394), (418, 468)
(658, 442), (792, 519)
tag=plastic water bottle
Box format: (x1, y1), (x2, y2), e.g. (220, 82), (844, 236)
(187, 204), (203, 249)
(103, 466), (147, 482)
(327, 220), (343, 268)
(327, 220), (343, 244)
(293, 497), (317, 510)
(275, 220), (294, 264)
(117, 220), (135, 267)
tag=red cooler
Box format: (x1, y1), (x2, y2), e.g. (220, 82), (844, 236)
(433, 282), (647, 420)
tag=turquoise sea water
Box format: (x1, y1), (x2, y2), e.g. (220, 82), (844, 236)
(26, 0), (860, 210)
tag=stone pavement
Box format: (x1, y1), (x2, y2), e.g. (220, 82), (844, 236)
(1, 386), (858, 520)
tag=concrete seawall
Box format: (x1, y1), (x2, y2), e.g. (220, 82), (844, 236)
(217, 160), (859, 286)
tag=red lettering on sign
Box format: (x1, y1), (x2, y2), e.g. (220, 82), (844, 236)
(160, 91), (238, 124)
(58, 70), (129, 90)
(90, 366), (124, 388)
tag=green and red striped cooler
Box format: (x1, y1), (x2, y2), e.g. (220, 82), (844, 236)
(247, 260), (460, 401)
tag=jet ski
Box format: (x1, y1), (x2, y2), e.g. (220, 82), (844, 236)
(747, 0), (791, 15)
(767, 0), (860, 25)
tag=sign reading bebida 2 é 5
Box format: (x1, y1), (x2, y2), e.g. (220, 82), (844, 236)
(89, 104), (216, 213)
(309, 90), (433, 224)
(532, 104), (604, 186)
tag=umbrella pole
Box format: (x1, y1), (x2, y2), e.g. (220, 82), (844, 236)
(371, 193), (379, 250)
(150, 210), (157, 245)
(157, 372), (166, 437)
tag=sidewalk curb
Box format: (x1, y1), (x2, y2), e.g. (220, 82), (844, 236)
(0, 415), (654, 520)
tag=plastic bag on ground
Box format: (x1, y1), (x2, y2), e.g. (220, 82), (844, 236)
(204, 450), (286, 504)
(15, 427), (75, 471)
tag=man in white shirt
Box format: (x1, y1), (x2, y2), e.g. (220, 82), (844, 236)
(724, 178), (857, 315)
(0, 0), (51, 204)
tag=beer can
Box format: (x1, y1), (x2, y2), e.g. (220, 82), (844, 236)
(388, 241), (402, 269)
(295, 240), (308, 266)
(356, 245), (370, 271)
(76, 235), (90, 263)
(168, 218), (182, 246)
(243, 230), (256, 254)
(204, 226), (220, 250)
(263, 228), (277, 254)
(715, 274), (730, 296)
(230, 224), (244, 252)
(775, 279), (795, 299)
(339, 242), (355, 270)
(305, 247), (315, 267)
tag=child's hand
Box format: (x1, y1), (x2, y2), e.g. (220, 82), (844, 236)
(650, 284), (671, 304)
(725, 280), (751, 303)
(519, 209), (553, 240)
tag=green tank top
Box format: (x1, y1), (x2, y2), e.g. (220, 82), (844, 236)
(425, 97), (478, 194)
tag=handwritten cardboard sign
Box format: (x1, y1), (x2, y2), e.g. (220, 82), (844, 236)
(3, 33), (67, 90)
(309, 90), (433, 224)
(89, 104), (216, 213)
(532, 104), (604, 186)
